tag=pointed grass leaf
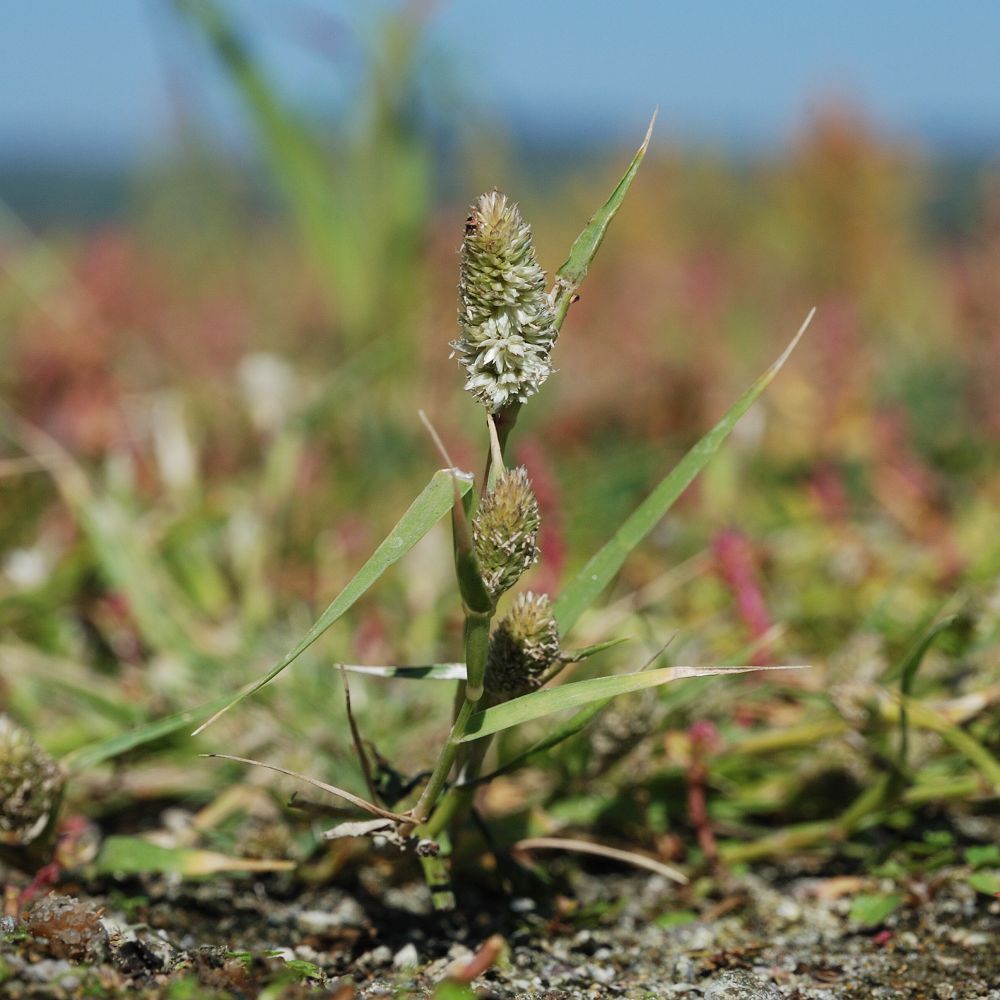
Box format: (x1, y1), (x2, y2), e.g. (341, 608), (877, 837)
(202, 753), (410, 821)
(553, 309), (815, 636)
(468, 642), (640, 783)
(95, 835), (294, 877)
(513, 836), (686, 884)
(62, 693), (237, 774)
(193, 469), (473, 734)
(338, 663), (467, 680)
(561, 636), (631, 662)
(899, 697), (1000, 794)
(459, 664), (807, 742)
(891, 614), (962, 774)
(552, 111), (657, 330)
(469, 695), (608, 785)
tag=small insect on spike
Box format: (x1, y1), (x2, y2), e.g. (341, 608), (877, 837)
(452, 192), (557, 413)
(484, 592), (560, 701)
(473, 466), (541, 601)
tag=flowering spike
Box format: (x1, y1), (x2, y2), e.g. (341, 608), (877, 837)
(473, 466), (540, 601)
(485, 592), (560, 700)
(453, 192), (557, 412)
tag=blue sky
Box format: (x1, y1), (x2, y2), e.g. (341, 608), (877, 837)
(0, 1), (997, 162)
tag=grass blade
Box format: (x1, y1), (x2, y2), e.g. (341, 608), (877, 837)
(459, 664), (806, 742)
(463, 681), (626, 785)
(1, 406), (222, 668)
(893, 614), (962, 773)
(553, 309), (815, 636)
(177, 0), (366, 329)
(203, 753), (411, 821)
(62, 693), (237, 774)
(551, 111), (657, 330)
(898, 699), (1000, 794)
(561, 636), (631, 663)
(95, 835), (295, 877)
(513, 836), (686, 884)
(193, 469), (473, 734)
(338, 663), (467, 680)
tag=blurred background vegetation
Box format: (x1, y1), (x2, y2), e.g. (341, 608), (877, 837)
(1, 1), (998, 878)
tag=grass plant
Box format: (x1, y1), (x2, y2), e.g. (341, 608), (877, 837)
(135, 115), (813, 909)
(1, 3), (998, 944)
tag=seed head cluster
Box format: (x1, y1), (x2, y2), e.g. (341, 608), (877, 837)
(473, 466), (540, 601)
(485, 592), (560, 700)
(453, 191), (557, 412)
(0, 714), (64, 850)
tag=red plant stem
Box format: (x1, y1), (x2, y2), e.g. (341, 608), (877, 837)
(687, 759), (719, 871)
(712, 528), (773, 665)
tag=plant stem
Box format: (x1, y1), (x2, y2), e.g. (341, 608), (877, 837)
(424, 732), (494, 840)
(408, 602), (494, 826)
(418, 830), (456, 911)
(409, 698), (475, 826)
(482, 403), (520, 495)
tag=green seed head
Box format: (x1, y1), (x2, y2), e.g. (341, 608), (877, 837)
(453, 191), (557, 413)
(473, 466), (541, 601)
(0, 714), (64, 850)
(485, 591), (560, 700)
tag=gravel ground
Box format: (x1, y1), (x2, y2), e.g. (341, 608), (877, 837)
(2, 864), (998, 998)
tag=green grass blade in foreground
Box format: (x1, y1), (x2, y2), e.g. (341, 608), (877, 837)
(893, 614), (962, 773)
(193, 469), (473, 734)
(460, 664), (807, 742)
(553, 308), (815, 636)
(551, 111), (657, 330)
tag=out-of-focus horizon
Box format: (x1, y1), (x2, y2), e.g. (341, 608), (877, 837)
(1, 1), (998, 223)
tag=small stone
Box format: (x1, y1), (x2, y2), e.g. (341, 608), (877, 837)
(685, 925), (716, 951)
(392, 942), (419, 970)
(23, 958), (74, 983)
(672, 955), (697, 981)
(296, 910), (342, 934)
(357, 945), (392, 970)
(590, 964), (615, 984)
(702, 970), (783, 1000)
(295, 897), (366, 933)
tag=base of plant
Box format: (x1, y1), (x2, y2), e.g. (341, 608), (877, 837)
(419, 830), (456, 911)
